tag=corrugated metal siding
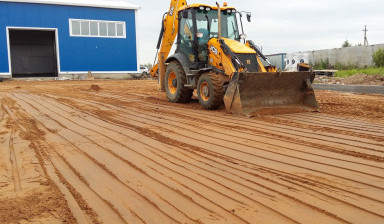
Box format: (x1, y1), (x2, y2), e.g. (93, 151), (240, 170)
(261, 53), (286, 70)
(0, 1), (138, 73)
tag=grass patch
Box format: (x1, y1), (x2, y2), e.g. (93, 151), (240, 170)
(334, 67), (384, 78)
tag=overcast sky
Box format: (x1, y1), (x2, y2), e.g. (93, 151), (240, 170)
(126, 0), (384, 65)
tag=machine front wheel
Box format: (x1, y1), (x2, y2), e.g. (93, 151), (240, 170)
(197, 73), (224, 110)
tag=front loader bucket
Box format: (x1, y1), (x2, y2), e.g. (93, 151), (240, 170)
(223, 72), (319, 116)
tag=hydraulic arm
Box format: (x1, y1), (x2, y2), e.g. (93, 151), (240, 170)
(150, 0), (186, 90)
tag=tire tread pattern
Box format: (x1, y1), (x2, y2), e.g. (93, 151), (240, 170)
(199, 73), (224, 110)
(166, 61), (193, 103)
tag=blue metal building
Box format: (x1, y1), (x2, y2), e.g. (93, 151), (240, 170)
(0, 0), (139, 78)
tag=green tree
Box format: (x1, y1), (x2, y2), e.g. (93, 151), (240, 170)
(342, 40), (352, 48)
(372, 48), (384, 67)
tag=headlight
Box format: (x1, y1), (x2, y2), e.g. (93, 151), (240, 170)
(232, 9), (236, 13)
(199, 6), (204, 10)
(227, 9), (231, 13)
(240, 34), (247, 40)
(206, 7), (211, 11)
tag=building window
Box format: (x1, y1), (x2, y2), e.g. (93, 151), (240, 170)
(69, 19), (126, 38)
(72, 20), (81, 35)
(90, 21), (98, 36)
(107, 23), (116, 37)
(99, 22), (107, 36)
(116, 23), (125, 36)
(81, 21), (90, 35)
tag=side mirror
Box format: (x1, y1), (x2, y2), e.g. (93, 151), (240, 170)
(182, 10), (188, 18)
(246, 13), (251, 22)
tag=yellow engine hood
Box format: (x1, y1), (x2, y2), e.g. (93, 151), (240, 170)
(221, 38), (256, 54)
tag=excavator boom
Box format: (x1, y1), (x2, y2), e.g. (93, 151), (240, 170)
(150, 0), (186, 80)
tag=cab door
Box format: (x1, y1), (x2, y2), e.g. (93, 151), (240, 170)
(177, 9), (196, 63)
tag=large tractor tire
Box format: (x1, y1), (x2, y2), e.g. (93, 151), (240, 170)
(197, 73), (224, 110)
(165, 61), (193, 103)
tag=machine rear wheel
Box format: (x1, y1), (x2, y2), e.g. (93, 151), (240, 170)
(165, 61), (193, 103)
(197, 73), (224, 110)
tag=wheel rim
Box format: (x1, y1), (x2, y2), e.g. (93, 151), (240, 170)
(200, 81), (210, 102)
(168, 72), (177, 94)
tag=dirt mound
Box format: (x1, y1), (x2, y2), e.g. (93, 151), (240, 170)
(342, 74), (384, 85)
(0, 188), (75, 223)
(90, 84), (102, 91)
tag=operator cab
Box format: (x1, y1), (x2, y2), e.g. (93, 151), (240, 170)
(177, 5), (241, 68)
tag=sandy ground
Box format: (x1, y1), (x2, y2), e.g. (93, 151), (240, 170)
(0, 79), (383, 224)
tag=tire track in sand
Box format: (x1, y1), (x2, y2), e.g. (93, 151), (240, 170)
(27, 92), (384, 222)
(54, 93), (384, 190)
(9, 94), (185, 224)
(18, 93), (350, 224)
(25, 93), (331, 224)
(31, 141), (97, 224)
(11, 93), (255, 222)
(276, 113), (384, 133)
(73, 92), (384, 171)
(2, 103), (23, 192)
(6, 127), (21, 192)
(91, 92), (384, 153)
(105, 89), (384, 135)
(44, 93), (384, 200)
(12, 92), (284, 222)
(119, 103), (384, 176)
(1, 95), (94, 223)
(8, 89), (384, 224)
(45, 92), (384, 206)
(77, 98), (384, 221)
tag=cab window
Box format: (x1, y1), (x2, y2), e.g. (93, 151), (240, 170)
(178, 10), (195, 62)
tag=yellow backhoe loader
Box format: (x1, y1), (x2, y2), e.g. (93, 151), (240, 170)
(150, 0), (318, 115)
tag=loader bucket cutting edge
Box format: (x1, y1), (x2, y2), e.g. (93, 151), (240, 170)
(223, 72), (319, 116)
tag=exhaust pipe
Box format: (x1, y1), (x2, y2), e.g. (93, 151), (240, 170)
(216, 2), (221, 39)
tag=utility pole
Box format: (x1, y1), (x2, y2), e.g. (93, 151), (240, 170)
(363, 25), (368, 46)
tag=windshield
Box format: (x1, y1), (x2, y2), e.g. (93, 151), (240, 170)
(195, 9), (240, 41)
